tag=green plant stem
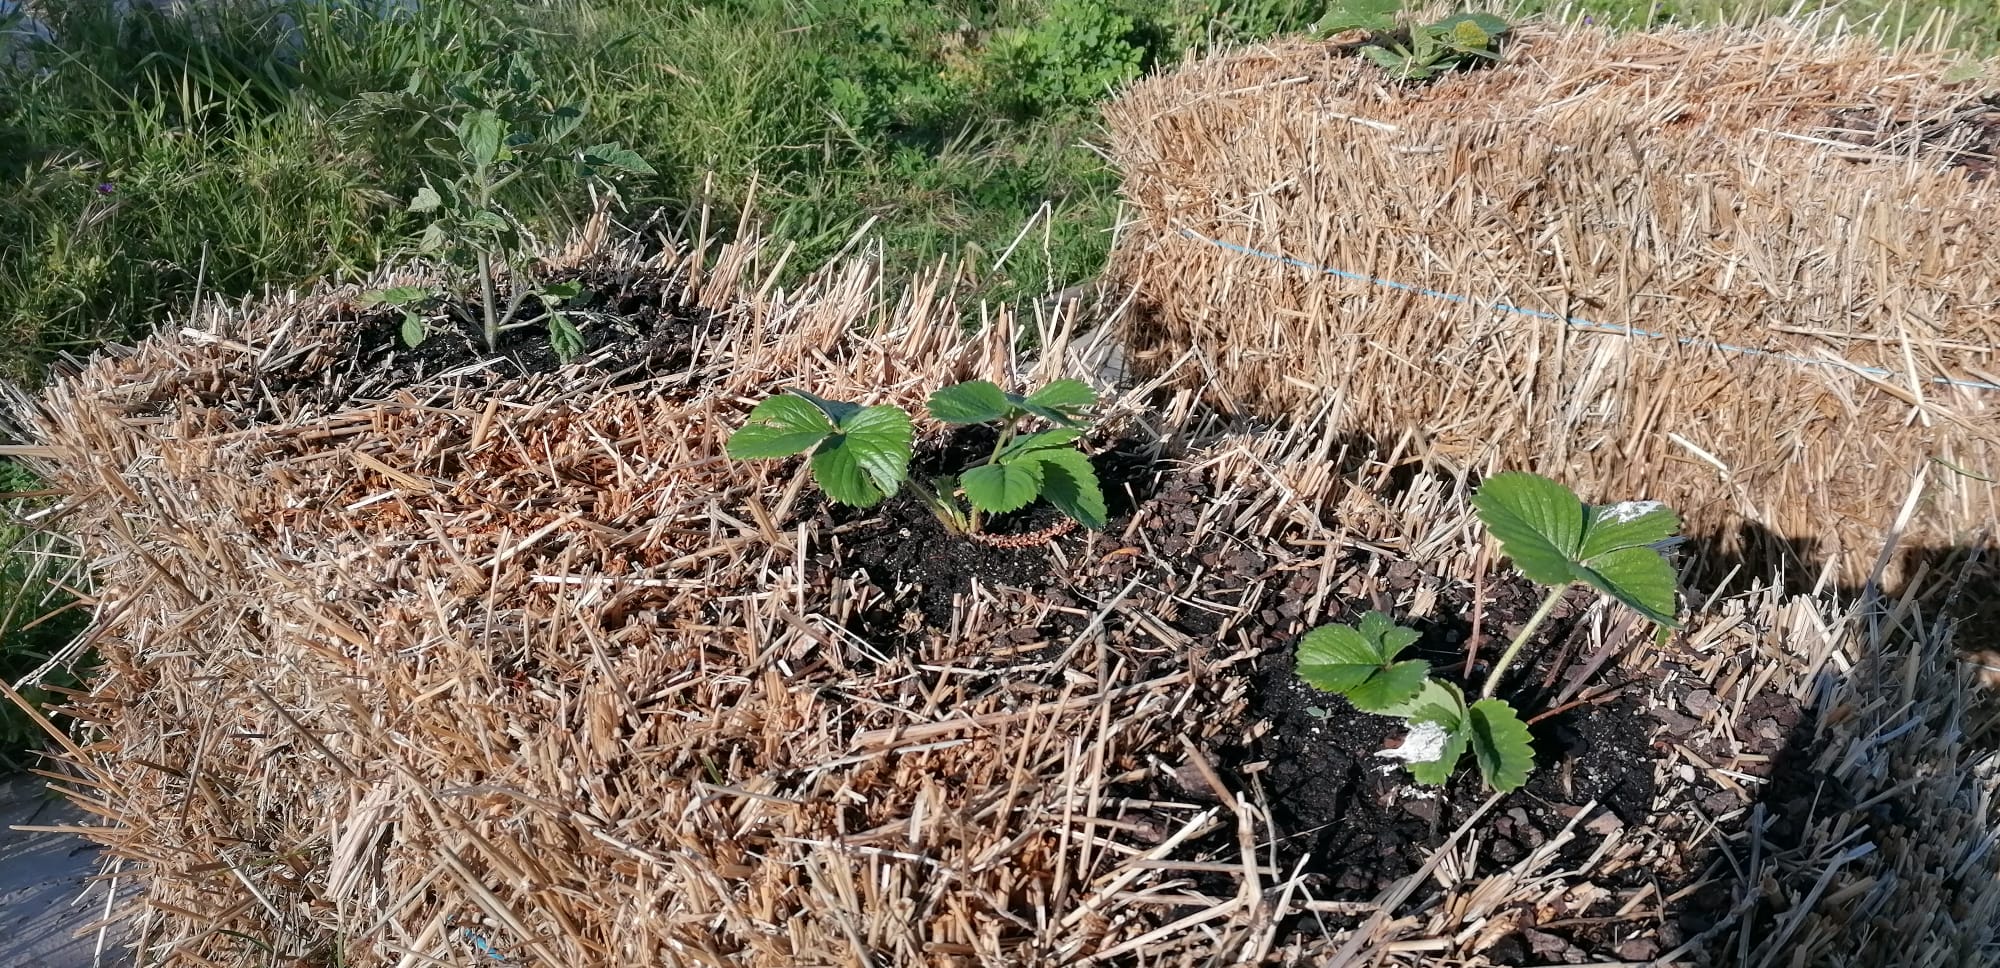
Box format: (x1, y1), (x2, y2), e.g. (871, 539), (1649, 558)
(1480, 584), (1566, 700)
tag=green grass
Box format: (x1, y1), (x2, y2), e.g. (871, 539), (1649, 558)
(0, 461), (89, 769)
(0, 0), (1994, 758)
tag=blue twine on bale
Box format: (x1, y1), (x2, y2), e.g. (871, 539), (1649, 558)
(1182, 229), (2000, 394)
(460, 927), (507, 961)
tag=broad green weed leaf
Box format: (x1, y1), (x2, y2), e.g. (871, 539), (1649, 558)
(399, 311), (426, 349)
(727, 395), (833, 459)
(583, 143), (656, 176)
(830, 405), (913, 500)
(927, 381), (1013, 424)
(407, 185), (441, 213)
(1317, 0), (1399, 32)
(459, 109), (503, 168)
(1022, 448), (1106, 529)
(546, 104), (585, 142)
(1472, 472), (1587, 587)
(1578, 501), (1680, 560)
(1467, 699), (1535, 792)
(1576, 547), (1680, 627)
(464, 210), (511, 233)
(540, 281), (584, 301)
(962, 462), (1044, 515)
(548, 313), (583, 363)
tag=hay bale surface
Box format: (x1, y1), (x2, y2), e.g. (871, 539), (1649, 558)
(6, 225), (1997, 967)
(1104, 17), (2000, 582)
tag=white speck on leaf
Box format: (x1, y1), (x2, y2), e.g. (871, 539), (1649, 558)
(1377, 720), (1450, 764)
(1600, 500), (1664, 524)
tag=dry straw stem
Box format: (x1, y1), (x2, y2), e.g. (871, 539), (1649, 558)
(3, 215), (1994, 967)
(1104, 14), (2000, 585)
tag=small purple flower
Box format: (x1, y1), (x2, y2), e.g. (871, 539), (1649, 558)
(95, 182), (115, 194)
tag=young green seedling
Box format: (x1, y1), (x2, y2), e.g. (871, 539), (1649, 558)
(1316, 3), (1510, 82)
(1297, 611), (1534, 791)
(1469, 472), (1682, 699)
(724, 390), (914, 507)
(915, 379), (1107, 534)
(362, 51), (651, 360)
(1293, 473), (1682, 794)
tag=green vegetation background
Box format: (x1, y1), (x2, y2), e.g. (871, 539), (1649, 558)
(0, 0), (1993, 758)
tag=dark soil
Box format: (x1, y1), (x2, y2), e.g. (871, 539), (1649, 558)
(263, 262), (717, 407)
(1825, 94), (2000, 179)
(818, 426), (1161, 634)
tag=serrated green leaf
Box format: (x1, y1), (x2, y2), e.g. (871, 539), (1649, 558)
(1579, 500), (1680, 560)
(1024, 448), (1106, 529)
(961, 462), (1045, 515)
(1379, 677), (1463, 721)
(1576, 547), (1681, 627)
(1406, 726), (1470, 785)
(582, 143), (656, 176)
(1346, 660), (1431, 713)
(545, 104), (585, 142)
(1296, 611), (1427, 708)
(927, 381), (1012, 424)
(407, 185), (441, 213)
(1024, 379), (1097, 411)
(458, 109), (503, 168)
(784, 389), (861, 427)
(1472, 472), (1588, 588)
(834, 404), (913, 498)
(1357, 611), (1421, 660)
(540, 281), (584, 301)
(548, 313), (583, 363)
(1297, 623), (1378, 694)
(399, 310), (426, 348)
(1467, 699), (1536, 793)
(727, 395), (834, 459)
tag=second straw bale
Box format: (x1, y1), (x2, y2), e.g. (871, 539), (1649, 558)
(1103, 19), (2000, 581)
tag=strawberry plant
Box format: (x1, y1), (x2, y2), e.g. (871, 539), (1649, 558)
(1296, 473), (1680, 793)
(726, 379), (1107, 535)
(915, 378), (1106, 533)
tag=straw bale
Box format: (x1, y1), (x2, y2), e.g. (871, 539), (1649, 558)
(6, 218), (1997, 967)
(1103, 16), (2000, 584)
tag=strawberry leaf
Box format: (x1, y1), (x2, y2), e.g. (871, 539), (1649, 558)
(1466, 699), (1536, 793)
(1296, 612), (1428, 711)
(1021, 448), (1105, 529)
(1471, 472), (1587, 588)
(927, 380), (1014, 424)
(961, 461), (1045, 515)
(727, 395), (834, 459)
